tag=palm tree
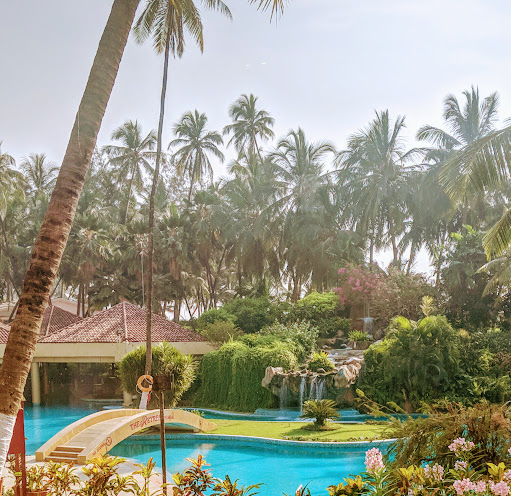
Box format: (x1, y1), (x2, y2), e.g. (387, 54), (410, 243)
(337, 111), (417, 266)
(0, 0), (141, 469)
(169, 110), (224, 200)
(0, 142), (23, 217)
(103, 120), (156, 224)
(271, 128), (335, 300)
(223, 94), (275, 160)
(417, 86), (499, 156)
(20, 153), (59, 204)
(417, 86), (501, 227)
(133, 0), (231, 380)
(0, 143), (25, 299)
(440, 124), (511, 258)
(222, 152), (282, 291)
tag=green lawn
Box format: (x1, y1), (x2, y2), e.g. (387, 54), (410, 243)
(207, 420), (388, 442)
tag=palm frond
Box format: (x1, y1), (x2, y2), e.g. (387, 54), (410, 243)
(440, 124), (511, 204)
(483, 208), (511, 258)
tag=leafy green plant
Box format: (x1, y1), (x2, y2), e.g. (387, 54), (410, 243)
(300, 399), (340, 428)
(212, 475), (260, 496)
(131, 457), (163, 496)
(201, 320), (243, 345)
(308, 351), (335, 372)
(196, 338), (297, 411)
(197, 308), (236, 330)
(222, 297), (277, 334)
(386, 401), (511, 470)
(118, 341), (195, 407)
(79, 456), (135, 496)
(348, 330), (369, 342)
(358, 315), (460, 410)
(259, 321), (318, 362)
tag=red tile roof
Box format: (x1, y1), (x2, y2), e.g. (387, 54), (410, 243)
(41, 304), (83, 336)
(39, 302), (206, 344)
(0, 322), (10, 343)
(0, 304), (82, 344)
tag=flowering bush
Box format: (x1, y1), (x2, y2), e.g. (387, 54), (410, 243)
(337, 442), (511, 496)
(334, 264), (380, 308)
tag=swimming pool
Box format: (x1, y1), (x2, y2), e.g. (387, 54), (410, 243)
(110, 435), (390, 496)
(23, 406), (390, 495)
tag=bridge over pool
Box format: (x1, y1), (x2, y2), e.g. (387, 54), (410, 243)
(35, 408), (216, 464)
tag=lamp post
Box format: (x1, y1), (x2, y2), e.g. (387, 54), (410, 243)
(152, 374), (172, 495)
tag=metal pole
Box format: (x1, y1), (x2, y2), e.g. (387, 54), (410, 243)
(159, 390), (167, 495)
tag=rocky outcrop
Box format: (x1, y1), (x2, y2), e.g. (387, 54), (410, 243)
(262, 350), (364, 407)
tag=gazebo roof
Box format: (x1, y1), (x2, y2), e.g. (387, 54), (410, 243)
(39, 301), (206, 344)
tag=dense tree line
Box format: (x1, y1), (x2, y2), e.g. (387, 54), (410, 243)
(1, 87), (511, 321)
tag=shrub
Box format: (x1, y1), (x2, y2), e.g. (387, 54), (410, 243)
(358, 315), (460, 410)
(370, 267), (435, 332)
(200, 321), (243, 345)
(196, 307), (235, 330)
(300, 399), (340, 427)
(290, 292), (349, 339)
(334, 265), (380, 309)
(223, 297), (276, 334)
(308, 351), (335, 372)
(348, 330), (370, 342)
(386, 402), (511, 470)
(195, 339), (298, 411)
(260, 321), (318, 362)
(118, 342), (195, 407)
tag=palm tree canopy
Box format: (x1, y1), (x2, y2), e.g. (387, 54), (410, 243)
(223, 94), (275, 156)
(20, 153), (59, 196)
(417, 86), (500, 154)
(133, 0), (231, 57)
(169, 110), (224, 189)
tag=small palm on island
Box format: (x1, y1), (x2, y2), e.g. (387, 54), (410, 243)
(300, 399), (341, 430)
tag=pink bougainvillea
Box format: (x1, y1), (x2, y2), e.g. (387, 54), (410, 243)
(334, 264), (380, 308)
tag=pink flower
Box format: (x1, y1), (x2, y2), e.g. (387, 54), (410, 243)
(365, 448), (385, 474)
(338, 268), (346, 274)
(508, 447), (511, 457)
(424, 463), (444, 481)
(490, 481), (510, 496)
(453, 479), (475, 495)
(474, 481), (487, 494)
(449, 438), (475, 456)
(455, 460), (468, 471)
(503, 470), (511, 483)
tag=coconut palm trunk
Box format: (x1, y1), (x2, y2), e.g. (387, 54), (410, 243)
(0, 0), (139, 471)
(145, 5), (173, 381)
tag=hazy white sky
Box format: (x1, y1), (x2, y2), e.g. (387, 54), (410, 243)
(1, 0), (511, 273)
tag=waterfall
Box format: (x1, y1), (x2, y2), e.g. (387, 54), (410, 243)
(309, 376), (317, 400)
(317, 377), (326, 400)
(299, 376), (307, 412)
(279, 376), (289, 409)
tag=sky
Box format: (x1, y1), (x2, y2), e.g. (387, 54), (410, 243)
(1, 0), (511, 273)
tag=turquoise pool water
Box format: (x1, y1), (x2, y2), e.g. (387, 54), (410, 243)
(184, 407), (424, 422)
(23, 406), (98, 454)
(110, 435), (390, 496)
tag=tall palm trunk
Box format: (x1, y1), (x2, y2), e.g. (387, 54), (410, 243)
(145, 6), (173, 380)
(0, 0), (139, 470)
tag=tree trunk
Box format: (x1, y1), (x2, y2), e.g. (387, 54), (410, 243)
(145, 5), (173, 380)
(0, 0), (139, 471)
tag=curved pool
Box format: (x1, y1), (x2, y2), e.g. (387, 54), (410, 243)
(110, 435), (391, 496)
